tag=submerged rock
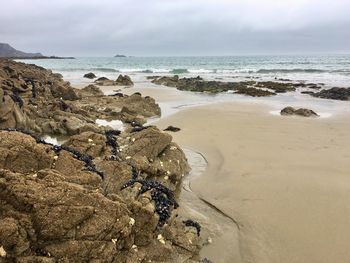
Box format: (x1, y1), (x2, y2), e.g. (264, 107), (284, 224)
(311, 87), (350, 101)
(281, 107), (319, 117)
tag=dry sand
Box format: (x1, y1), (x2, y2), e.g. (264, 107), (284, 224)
(155, 102), (350, 263)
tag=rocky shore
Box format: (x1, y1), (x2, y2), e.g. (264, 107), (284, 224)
(0, 59), (204, 262)
(151, 75), (350, 101)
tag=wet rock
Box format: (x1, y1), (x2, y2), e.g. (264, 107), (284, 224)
(235, 86), (276, 97)
(311, 87), (350, 101)
(83, 72), (96, 79)
(62, 131), (109, 158)
(121, 126), (172, 161)
(116, 74), (134, 86)
(94, 76), (115, 86)
(281, 107), (319, 117)
(79, 84), (104, 97)
(164, 126), (181, 132)
(152, 76), (278, 96)
(255, 81), (296, 93)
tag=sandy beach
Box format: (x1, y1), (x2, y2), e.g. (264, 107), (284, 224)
(152, 101), (350, 263)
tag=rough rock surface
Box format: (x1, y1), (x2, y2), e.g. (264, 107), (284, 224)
(93, 75), (134, 86)
(116, 75), (134, 86)
(151, 76), (335, 98)
(0, 60), (204, 262)
(151, 76), (302, 96)
(0, 130), (200, 263)
(280, 107), (319, 117)
(311, 87), (350, 101)
(0, 60), (160, 135)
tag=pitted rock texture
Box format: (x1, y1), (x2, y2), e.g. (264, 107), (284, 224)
(0, 131), (199, 263)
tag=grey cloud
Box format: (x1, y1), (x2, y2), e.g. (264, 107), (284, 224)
(1, 0), (349, 56)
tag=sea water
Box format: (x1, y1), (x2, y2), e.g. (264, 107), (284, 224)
(18, 55), (350, 118)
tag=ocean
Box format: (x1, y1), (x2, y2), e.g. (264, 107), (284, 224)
(17, 55), (350, 119)
(18, 55), (350, 86)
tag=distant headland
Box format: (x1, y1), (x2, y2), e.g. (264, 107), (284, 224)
(0, 43), (74, 59)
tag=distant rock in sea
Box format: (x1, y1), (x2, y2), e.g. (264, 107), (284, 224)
(0, 43), (74, 59)
(114, 54), (127, 57)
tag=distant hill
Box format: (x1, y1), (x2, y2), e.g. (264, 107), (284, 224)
(0, 43), (74, 59)
(114, 54), (126, 58)
(0, 43), (43, 58)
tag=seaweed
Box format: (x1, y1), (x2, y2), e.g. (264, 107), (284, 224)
(105, 130), (121, 156)
(183, 219), (201, 236)
(0, 129), (104, 178)
(131, 166), (139, 179)
(52, 145), (104, 178)
(121, 179), (178, 226)
(10, 88), (24, 108)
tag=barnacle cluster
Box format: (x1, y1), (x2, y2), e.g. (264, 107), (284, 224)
(121, 178), (179, 226)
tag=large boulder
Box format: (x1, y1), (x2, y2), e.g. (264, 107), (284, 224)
(83, 72), (97, 79)
(115, 75), (134, 86)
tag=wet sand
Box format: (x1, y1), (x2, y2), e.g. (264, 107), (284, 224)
(155, 102), (350, 263)
(76, 83), (350, 262)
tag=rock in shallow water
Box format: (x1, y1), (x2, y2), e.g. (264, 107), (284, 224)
(281, 106), (319, 117)
(83, 72), (97, 79)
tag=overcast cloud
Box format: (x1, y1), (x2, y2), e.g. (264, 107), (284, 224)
(1, 0), (350, 56)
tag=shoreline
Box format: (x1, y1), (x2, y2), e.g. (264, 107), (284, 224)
(153, 101), (350, 262)
(74, 81), (350, 262)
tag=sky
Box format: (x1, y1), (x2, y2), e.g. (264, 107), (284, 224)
(1, 0), (350, 56)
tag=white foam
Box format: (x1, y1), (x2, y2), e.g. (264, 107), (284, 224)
(41, 135), (61, 145)
(96, 119), (124, 130)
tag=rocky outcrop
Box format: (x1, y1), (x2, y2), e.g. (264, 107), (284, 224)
(151, 76), (335, 98)
(280, 107), (319, 117)
(93, 75), (134, 86)
(0, 129), (199, 263)
(83, 72), (97, 79)
(311, 87), (350, 101)
(151, 76), (301, 96)
(116, 75), (133, 86)
(0, 60), (204, 262)
(0, 60), (160, 135)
